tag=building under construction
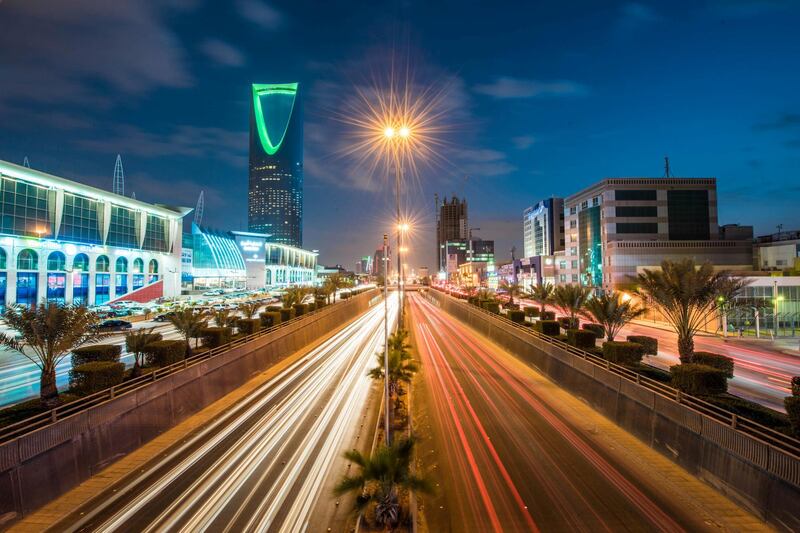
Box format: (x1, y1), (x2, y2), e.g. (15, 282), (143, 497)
(435, 195), (468, 272)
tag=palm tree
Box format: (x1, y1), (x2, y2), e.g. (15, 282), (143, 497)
(328, 272), (352, 302)
(636, 259), (747, 363)
(0, 304), (104, 407)
(282, 287), (309, 309)
(238, 301), (261, 319)
(499, 280), (523, 308)
(529, 282), (555, 314)
(322, 277), (337, 304)
(582, 292), (647, 341)
(334, 437), (432, 528)
(552, 284), (591, 329)
(475, 288), (495, 302)
(167, 308), (210, 353)
(368, 331), (418, 395)
(213, 308), (236, 328)
(125, 327), (163, 377)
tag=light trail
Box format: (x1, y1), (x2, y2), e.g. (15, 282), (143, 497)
(56, 295), (397, 532)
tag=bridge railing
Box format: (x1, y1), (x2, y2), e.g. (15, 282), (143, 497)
(0, 290), (377, 445)
(429, 289), (800, 459)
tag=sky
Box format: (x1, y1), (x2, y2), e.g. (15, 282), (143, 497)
(1, 0), (799, 270)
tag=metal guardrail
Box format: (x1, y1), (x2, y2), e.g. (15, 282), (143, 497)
(431, 289), (800, 459)
(0, 290), (377, 445)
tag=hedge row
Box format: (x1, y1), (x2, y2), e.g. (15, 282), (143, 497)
(670, 364), (728, 395)
(72, 344), (122, 367)
(201, 327), (232, 348)
(144, 340), (187, 367)
(567, 329), (597, 350)
(524, 307), (540, 318)
(507, 310), (525, 324)
(70, 361), (125, 395)
(626, 335), (657, 355)
(260, 311), (282, 329)
(602, 341), (644, 365)
(582, 323), (605, 339)
(533, 320), (560, 336)
(692, 351), (734, 378)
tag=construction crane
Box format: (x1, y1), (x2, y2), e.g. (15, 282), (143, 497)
(113, 154), (125, 196)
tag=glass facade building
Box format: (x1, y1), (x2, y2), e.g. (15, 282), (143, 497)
(0, 159), (190, 307)
(248, 83), (303, 247)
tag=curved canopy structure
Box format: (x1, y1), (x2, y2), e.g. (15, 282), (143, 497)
(252, 83), (299, 156)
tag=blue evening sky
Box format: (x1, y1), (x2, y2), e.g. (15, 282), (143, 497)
(1, 0), (798, 269)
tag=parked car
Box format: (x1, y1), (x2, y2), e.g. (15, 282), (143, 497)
(153, 312), (176, 322)
(93, 319), (133, 332)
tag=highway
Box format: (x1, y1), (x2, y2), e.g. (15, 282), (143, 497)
(48, 295), (396, 533)
(409, 293), (765, 532)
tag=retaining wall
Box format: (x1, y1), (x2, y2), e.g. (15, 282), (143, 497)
(0, 291), (377, 520)
(428, 290), (800, 531)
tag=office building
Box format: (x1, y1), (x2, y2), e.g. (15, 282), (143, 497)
(523, 197), (565, 258)
(444, 239), (494, 280)
(436, 196), (467, 271)
(0, 159), (190, 307)
(562, 177), (753, 290)
(248, 83), (303, 247)
(373, 248), (391, 277)
(182, 223), (317, 291)
(754, 229), (800, 272)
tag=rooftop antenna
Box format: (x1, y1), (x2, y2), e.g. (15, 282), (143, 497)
(113, 154), (125, 196)
(664, 155), (672, 178)
(194, 190), (205, 226)
(22, 156), (30, 168)
(130, 191), (137, 200)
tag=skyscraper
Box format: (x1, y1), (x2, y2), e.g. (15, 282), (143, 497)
(436, 196), (468, 272)
(248, 83), (303, 247)
(522, 197), (565, 258)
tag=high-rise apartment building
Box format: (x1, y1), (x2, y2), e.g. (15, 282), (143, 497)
(436, 196), (467, 272)
(562, 177), (753, 289)
(248, 83), (303, 247)
(523, 197), (565, 258)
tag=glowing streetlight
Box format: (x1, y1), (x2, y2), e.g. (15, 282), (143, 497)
(398, 222), (410, 232)
(399, 125), (411, 138)
(383, 126), (396, 139)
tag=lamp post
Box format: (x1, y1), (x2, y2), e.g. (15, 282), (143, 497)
(382, 232), (390, 444)
(384, 125), (411, 329)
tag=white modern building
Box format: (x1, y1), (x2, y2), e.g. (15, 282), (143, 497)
(0, 159), (190, 307)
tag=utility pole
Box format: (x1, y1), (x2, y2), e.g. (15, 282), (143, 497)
(382, 232), (390, 445)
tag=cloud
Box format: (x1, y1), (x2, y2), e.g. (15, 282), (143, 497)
(616, 2), (660, 32)
(753, 113), (800, 131)
(474, 77), (587, 99)
(0, 0), (191, 108)
(75, 125), (247, 168)
(512, 135), (536, 150)
(449, 148), (517, 177)
(200, 39), (246, 67)
(237, 0), (283, 29)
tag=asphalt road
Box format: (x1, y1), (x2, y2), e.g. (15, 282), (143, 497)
(48, 295), (397, 533)
(409, 293), (763, 532)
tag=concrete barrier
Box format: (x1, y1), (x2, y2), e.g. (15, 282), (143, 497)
(0, 291), (377, 520)
(428, 290), (800, 531)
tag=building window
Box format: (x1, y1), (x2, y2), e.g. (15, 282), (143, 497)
(569, 206), (576, 215)
(73, 272), (89, 306)
(571, 274), (579, 282)
(96, 255), (110, 273)
(592, 197), (599, 206)
(115, 256), (128, 273)
(667, 190), (710, 240)
(559, 260), (567, 269)
(581, 200), (588, 209)
(60, 193), (100, 244)
(569, 247), (577, 256)
(615, 189), (657, 201)
(46, 273), (66, 305)
(571, 260), (578, 268)
(143, 215), (168, 252)
(95, 274), (110, 305)
(107, 206), (139, 249)
(569, 220), (576, 229)
(616, 223), (659, 234)
(17, 249), (38, 270)
(0, 248), (7, 270)
(0, 177), (53, 239)
(615, 206), (657, 217)
(72, 253), (89, 272)
(16, 273), (38, 306)
(133, 258), (144, 274)
(115, 273), (128, 297)
(47, 251), (66, 271)
(559, 274), (566, 283)
(148, 259), (159, 274)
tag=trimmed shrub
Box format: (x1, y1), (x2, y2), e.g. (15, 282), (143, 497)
(485, 302), (500, 314)
(706, 395), (790, 433)
(267, 305), (283, 312)
(280, 308), (296, 322)
(238, 318), (261, 336)
(504, 302), (520, 311)
(143, 340), (187, 367)
(602, 341), (645, 365)
(786, 396), (800, 437)
(629, 363), (671, 383)
(524, 307), (540, 318)
(692, 351), (734, 378)
(627, 335), (658, 355)
(557, 317), (574, 330)
(200, 327), (232, 348)
(792, 376), (800, 397)
(582, 323), (605, 339)
(540, 311), (556, 321)
(306, 302), (316, 312)
(567, 329), (597, 350)
(70, 361), (125, 395)
(340, 291), (351, 299)
(533, 320), (561, 336)
(315, 298), (327, 309)
(293, 303), (309, 316)
(260, 311), (282, 329)
(507, 310), (525, 324)
(72, 344), (122, 367)
(670, 364), (727, 396)
(468, 296), (478, 306)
